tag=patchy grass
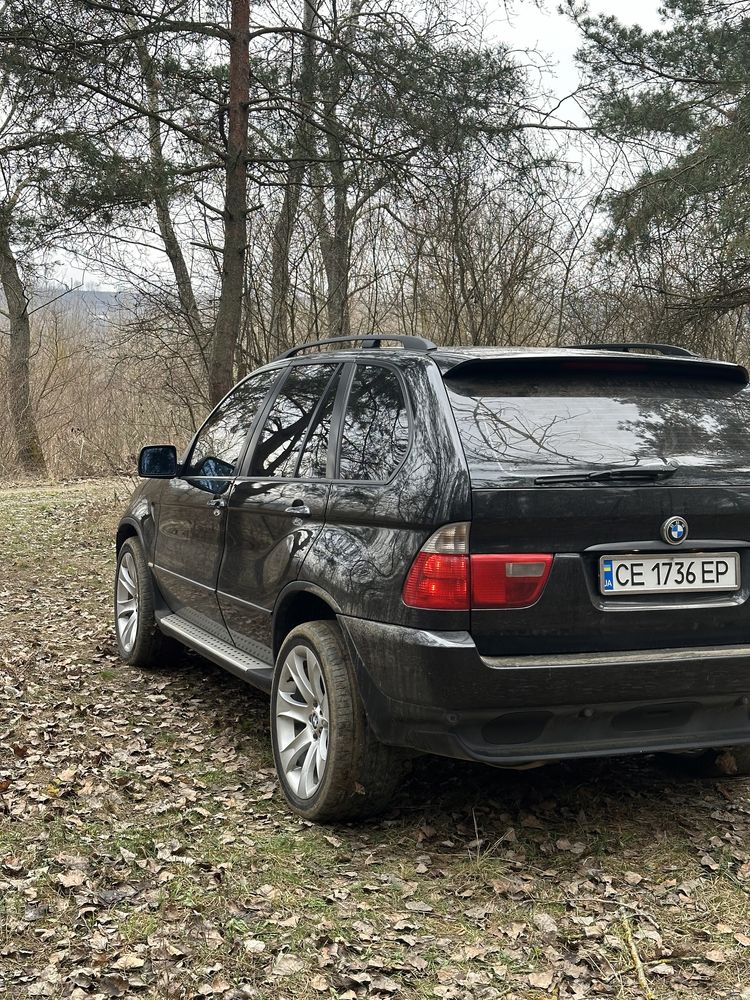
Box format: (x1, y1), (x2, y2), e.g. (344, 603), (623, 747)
(2, 479), (750, 999)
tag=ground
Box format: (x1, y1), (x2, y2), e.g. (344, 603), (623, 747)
(2, 480), (750, 1000)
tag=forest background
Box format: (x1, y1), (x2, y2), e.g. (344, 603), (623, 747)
(0, 0), (745, 478)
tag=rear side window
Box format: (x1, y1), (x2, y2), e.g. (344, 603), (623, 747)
(185, 370), (279, 481)
(251, 363), (337, 477)
(297, 369), (341, 479)
(446, 367), (750, 485)
(339, 365), (410, 481)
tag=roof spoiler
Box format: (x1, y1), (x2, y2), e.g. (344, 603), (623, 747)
(578, 342), (698, 358)
(442, 352), (749, 385)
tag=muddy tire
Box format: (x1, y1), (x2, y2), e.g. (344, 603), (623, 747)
(271, 620), (404, 821)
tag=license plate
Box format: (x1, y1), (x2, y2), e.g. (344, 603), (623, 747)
(600, 552), (740, 595)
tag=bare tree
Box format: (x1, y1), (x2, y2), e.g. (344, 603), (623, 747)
(0, 210), (46, 474)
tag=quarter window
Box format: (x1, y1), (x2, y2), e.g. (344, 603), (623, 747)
(251, 364), (337, 477)
(339, 365), (410, 481)
(185, 370), (279, 482)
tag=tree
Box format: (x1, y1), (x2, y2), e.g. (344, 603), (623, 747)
(0, 0), (251, 406)
(570, 0), (750, 339)
(0, 214), (46, 475)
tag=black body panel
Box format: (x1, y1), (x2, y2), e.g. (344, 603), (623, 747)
(469, 485), (750, 655)
(152, 477), (232, 641)
(218, 478), (329, 653)
(305, 357), (472, 630)
(340, 615), (750, 763)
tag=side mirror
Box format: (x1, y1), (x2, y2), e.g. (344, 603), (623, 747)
(138, 445), (178, 478)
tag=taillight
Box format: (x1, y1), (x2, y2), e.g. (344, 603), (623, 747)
(471, 554), (552, 608)
(402, 523), (469, 610)
(402, 524), (552, 610)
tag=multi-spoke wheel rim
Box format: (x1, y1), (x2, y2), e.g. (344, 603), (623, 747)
(274, 645), (329, 799)
(116, 551), (139, 654)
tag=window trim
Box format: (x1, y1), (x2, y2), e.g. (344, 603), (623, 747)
(331, 359), (414, 485)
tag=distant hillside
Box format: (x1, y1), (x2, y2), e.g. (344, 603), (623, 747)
(34, 285), (138, 319)
(0, 284), (138, 325)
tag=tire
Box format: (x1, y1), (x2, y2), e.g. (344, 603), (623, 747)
(114, 537), (170, 668)
(691, 747), (750, 778)
(271, 620), (404, 822)
(659, 747), (750, 778)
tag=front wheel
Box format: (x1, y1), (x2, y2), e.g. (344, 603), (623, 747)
(114, 537), (169, 667)
(271, 620), (404, 821)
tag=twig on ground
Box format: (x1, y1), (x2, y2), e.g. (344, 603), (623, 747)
(620, 909), (655, 999)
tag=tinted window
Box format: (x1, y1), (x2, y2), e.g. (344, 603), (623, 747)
(186, 370), (279, 482)
(339, 365), (409, 481)
(446, 367), (750, 486)
(297, 369), (341, 479)
(251, 364), (337, 477)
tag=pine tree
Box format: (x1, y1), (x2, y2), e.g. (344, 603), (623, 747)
(572, 0), (750, 332)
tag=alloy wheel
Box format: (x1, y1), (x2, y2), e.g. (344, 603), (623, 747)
(116, 551), (139, 653)
(274, 645), (329, 798)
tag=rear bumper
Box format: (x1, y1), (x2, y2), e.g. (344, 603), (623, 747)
(338, 616), (750, 763)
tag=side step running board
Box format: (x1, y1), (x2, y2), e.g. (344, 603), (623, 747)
(159, 613), (274, 693)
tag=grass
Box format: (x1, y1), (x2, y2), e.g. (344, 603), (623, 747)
(2, 478), (750, 998)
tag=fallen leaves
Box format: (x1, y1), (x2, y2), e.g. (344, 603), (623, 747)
(111, 953), (145, 971)
(271, 953), (304, 977)
(528, 969), (555, 989)
(3, 480), (750, 1000)
(56, 870), (86, 889)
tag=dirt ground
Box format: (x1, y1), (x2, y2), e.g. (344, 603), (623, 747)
(2, 478), (750, 999)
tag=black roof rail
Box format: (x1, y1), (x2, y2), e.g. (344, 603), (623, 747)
(278, 334), (437, 360)
(579, 342), (699, 358)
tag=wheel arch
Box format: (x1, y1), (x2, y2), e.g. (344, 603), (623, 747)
(272, 583), (342, 658)
(116, 519), (141, 554)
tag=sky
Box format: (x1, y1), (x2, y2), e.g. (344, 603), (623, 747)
(494, 0), (666, 104)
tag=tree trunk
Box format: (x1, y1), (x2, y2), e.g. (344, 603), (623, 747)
(316, 0), (362, 341)
(136, 37), (210, 372)
(324, 173), (352, 339)
(269, 0), (320, 354)
(0, 221), (47, 476)
(209, 0), (250, 406)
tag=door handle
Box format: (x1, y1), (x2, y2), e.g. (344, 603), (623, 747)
(284, 501), (311, 517)
(209, 497), (227, 516)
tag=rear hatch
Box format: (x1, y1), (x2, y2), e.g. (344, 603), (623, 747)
(443, 352), (750, 656)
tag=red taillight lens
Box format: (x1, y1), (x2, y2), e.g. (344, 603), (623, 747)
(402, 524), (552, 610)
(471, 554), (553, 608)
(402, 552), (470, 610)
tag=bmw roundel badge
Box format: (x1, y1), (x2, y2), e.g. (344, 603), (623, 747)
(661, 516), (688, 545)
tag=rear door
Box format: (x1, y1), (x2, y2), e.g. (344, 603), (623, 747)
(444, 355), (750, 655)
(152, 368), (281, 640)
(217, 362), (342, 654)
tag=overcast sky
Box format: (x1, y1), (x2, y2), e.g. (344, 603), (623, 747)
(495, 1), (666, 102)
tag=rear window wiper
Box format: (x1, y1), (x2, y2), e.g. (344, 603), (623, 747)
(535, 464), (678, 485)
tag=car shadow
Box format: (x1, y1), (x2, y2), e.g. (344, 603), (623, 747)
(141, 645), (737, 843)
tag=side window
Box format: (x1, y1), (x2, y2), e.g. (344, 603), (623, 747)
(339, 365), (410, 481)
(297, 369), (342, 479)
(251, 364), (337, 477)
(185, 371), (279, 486)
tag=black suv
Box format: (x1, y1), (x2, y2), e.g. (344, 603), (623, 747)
(115, 337), (750, 819)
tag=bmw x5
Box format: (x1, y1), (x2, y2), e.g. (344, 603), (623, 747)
(115, 337), (750, 819)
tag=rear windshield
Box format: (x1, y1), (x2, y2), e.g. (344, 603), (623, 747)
(446, 371), (750, 486)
